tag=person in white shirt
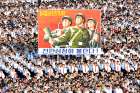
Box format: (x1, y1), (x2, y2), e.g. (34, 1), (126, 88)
(122, 80), (129, 90)
(103, 3), (108, 14)
(58, 64), (67, 75)
(82, 63), (89, 74)
(92, 63), (99, 74)
(18, 64), (24, 73)
(114, 86), (123, 93)
(68, 63), (78, 74)
(115, 61), (121, 72)
(103, 84), (112, 93)
(0, 71), (5, 79)
(104, 62), (111, 73)
(67, 87), (73, 93)
(27, 61), (32, 69)
(10, 68), (17, 81)
(24, 69), (31, 80)
(95, 85), (101, 93)
(47, 66), (54, 77)
(124, 62), (131, 72)
(36, 66), (43, 79)
(83, 88), (90, 93)
(76, 88), (82, 93)
(132, 61), (138, 71)
(9, 0), (15, 3)
(13, 62), (18, 69)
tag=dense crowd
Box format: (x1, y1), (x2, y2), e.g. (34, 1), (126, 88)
(0, 0), (140, 93)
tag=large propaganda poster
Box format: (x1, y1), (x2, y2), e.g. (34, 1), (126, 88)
(38, 9), (102, 55)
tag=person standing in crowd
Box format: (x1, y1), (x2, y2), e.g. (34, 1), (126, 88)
(114, 86), (123, 93)
(124, 61), (131, 73)
(110, 60), (115, 72)
(10, 69), (17, 82)
(115, 61), (121, 72)
(99, 61), (104, 71)
(0, 71), (5, 79)
(93, 62), (99, 74)
(104, 62), (111, 73)
(47, 65), (54, 77)
(38, 0), (41, 7)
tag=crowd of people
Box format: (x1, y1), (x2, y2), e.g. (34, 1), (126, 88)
(0, 0), (140, 93)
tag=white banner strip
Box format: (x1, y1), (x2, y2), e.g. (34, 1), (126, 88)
(38, 48), (103, 55)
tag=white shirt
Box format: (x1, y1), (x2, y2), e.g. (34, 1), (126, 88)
(11, 32), (15, 38)
(10, 70), (17, 78)
(77, 90), (82, 93)
(27, 63), (32, 69)
(105, 64), (111, 72)
(103, 5), (107, 14)
(0, 71), (5, 79)
(137, 80), (140, 85)
(122, 83), (128, 89)
(37, 68), (43, 78)
(69, 65), (75, 73)
(18, 66), (24, 72)
(24, 69), (31, 80)
(104, 87), (112, 93)
(125, 63), (130, 72)
(82, 64), (89, 73)
(133, 63), (138, 71)
(115, 63), (121, 72)
(95, 89), (101, 93)
(0, 28), (2, 35)
(93, 64), (99, 73)
(1, 64), (5, 70)
(59, 66), (67, 74)
(84, 89), (90, 93)
(48, 67), (54, 76)
(67, 91), (73, 93)
(13, 63), (18, 69)
(114, 88), (123, 93)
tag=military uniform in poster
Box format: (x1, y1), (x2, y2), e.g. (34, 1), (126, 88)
(53, 26), (90, 48)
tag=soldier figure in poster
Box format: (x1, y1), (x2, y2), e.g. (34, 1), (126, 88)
(49, 13), (90, 48)
(87, 18), (100, 48)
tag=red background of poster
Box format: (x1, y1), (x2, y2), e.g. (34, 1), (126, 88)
(38, 9), (101, 48)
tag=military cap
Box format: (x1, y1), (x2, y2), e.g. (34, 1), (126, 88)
(76, 13), (85, 17)
(87, 18), (97, 24)
(75, 13), (86, 22)
(62, 16), (72, 22)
